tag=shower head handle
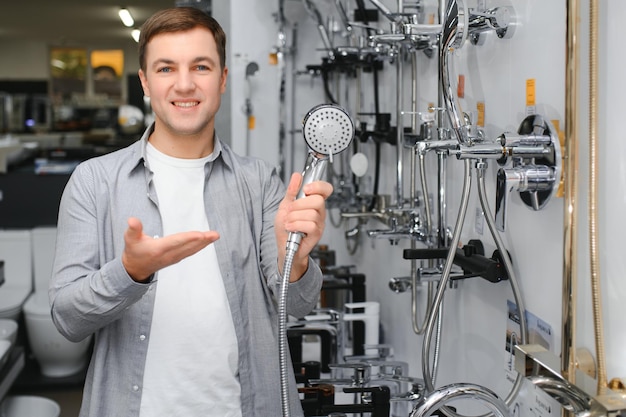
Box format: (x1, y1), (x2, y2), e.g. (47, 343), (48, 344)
(287, 104), (355, 247)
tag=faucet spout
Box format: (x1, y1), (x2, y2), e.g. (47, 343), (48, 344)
(528, 376), (592, 417)
(409, 383), (510, 417)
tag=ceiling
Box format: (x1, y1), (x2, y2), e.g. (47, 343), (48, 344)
(0, 0), (178, 48)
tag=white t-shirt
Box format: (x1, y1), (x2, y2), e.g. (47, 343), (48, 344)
(139, 143), (242, 417)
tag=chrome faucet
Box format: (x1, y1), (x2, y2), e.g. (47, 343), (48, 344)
(515, 344), (626, 417)
(409, 383), (510, 417)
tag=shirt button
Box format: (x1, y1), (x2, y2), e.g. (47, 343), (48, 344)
(133, 385), (139, 391)
(139, 334), (146, 341)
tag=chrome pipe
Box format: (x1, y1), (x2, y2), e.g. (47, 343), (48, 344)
(368, 0), (400, 23)
(289, 24), (298, 176)
(396, 47), (405, 208)
(416, 139), (458, 155)
(437, 0), (449, 250)
(437, 152), (448, 247)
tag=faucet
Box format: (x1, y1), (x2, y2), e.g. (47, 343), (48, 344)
(515, 344), (626, 417)
(409, 383), (510, 417)
(528, 375), (592, 417)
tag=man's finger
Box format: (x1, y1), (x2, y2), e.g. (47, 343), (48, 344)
(284, 172), (303, 202)
(125, 217), (144, 241)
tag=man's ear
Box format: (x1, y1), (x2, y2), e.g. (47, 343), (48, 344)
(138, 69), (150, 97)
(220, 66), (228, 94)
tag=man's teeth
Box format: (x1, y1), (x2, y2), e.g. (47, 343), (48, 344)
(174, 102), (199, 107)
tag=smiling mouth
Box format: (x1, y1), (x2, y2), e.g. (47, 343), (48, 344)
(173, 101), (199, 108)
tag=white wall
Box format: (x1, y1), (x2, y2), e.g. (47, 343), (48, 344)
(224, 0), (281, 167)
(596, 0), (626, 379)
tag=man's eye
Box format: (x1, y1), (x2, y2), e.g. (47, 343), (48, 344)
(196, 65), (209, 71)
(157, 67), (172, 73)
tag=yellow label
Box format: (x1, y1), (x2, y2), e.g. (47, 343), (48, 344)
(248, 115), (256, 130)
(476, 102), (485, 127)
(268, 53), (278, 66)
(526, 79), (536, 106)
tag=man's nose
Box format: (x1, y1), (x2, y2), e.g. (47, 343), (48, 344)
(175, 70), (195, 91)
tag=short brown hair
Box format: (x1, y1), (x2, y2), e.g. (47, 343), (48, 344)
(138, 7), (226, 71)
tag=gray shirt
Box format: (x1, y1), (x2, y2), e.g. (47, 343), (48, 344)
(49, 126), (322, 417)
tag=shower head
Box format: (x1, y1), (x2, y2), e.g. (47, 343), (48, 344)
(287, 104), (354, 244)
(442, 0), (468, 51)
(440, 0), (471, 145)
(302, 104), (354, 157)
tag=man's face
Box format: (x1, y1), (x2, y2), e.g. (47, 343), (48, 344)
(139, 27), (227, 139)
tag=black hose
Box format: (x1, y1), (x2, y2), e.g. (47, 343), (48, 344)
(322, 66), (338, 104)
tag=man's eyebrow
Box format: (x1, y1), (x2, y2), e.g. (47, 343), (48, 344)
(150, 56), (217, 68)
(191, 56), (217, 66)
(151, 58), (175, 69)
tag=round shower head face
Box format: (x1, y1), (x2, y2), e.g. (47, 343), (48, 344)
(302, 104), (355, 156)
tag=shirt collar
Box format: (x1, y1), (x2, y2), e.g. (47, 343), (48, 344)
(132, 123), (226, 169)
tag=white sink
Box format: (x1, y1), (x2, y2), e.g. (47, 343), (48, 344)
(0, 137), (23, 174)
(0, 319), (18, 346)
(0, 340), (11, 370)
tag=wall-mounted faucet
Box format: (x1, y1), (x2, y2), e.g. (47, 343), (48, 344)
(494, 115), (561, 231)
(515, 344), (626, 417)
(409, 382), (511, 417)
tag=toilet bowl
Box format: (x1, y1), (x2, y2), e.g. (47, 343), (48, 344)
(24, 292), (92, 377)
(23, 227), (92, 378)
(0, 230), (33, 321)
(1, 395), (61, 417)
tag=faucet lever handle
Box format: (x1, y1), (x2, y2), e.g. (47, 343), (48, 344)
(495, 165), (556, 231)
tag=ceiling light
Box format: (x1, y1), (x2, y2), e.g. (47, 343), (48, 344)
(131, 29), (141, 43)
(118, 8), (134, 28)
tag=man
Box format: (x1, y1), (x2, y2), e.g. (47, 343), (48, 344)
(49, 7), (331, 417)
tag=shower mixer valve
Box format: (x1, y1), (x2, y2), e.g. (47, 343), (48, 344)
(494, 115), (561, 232)
(451, 114), (561, 232)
